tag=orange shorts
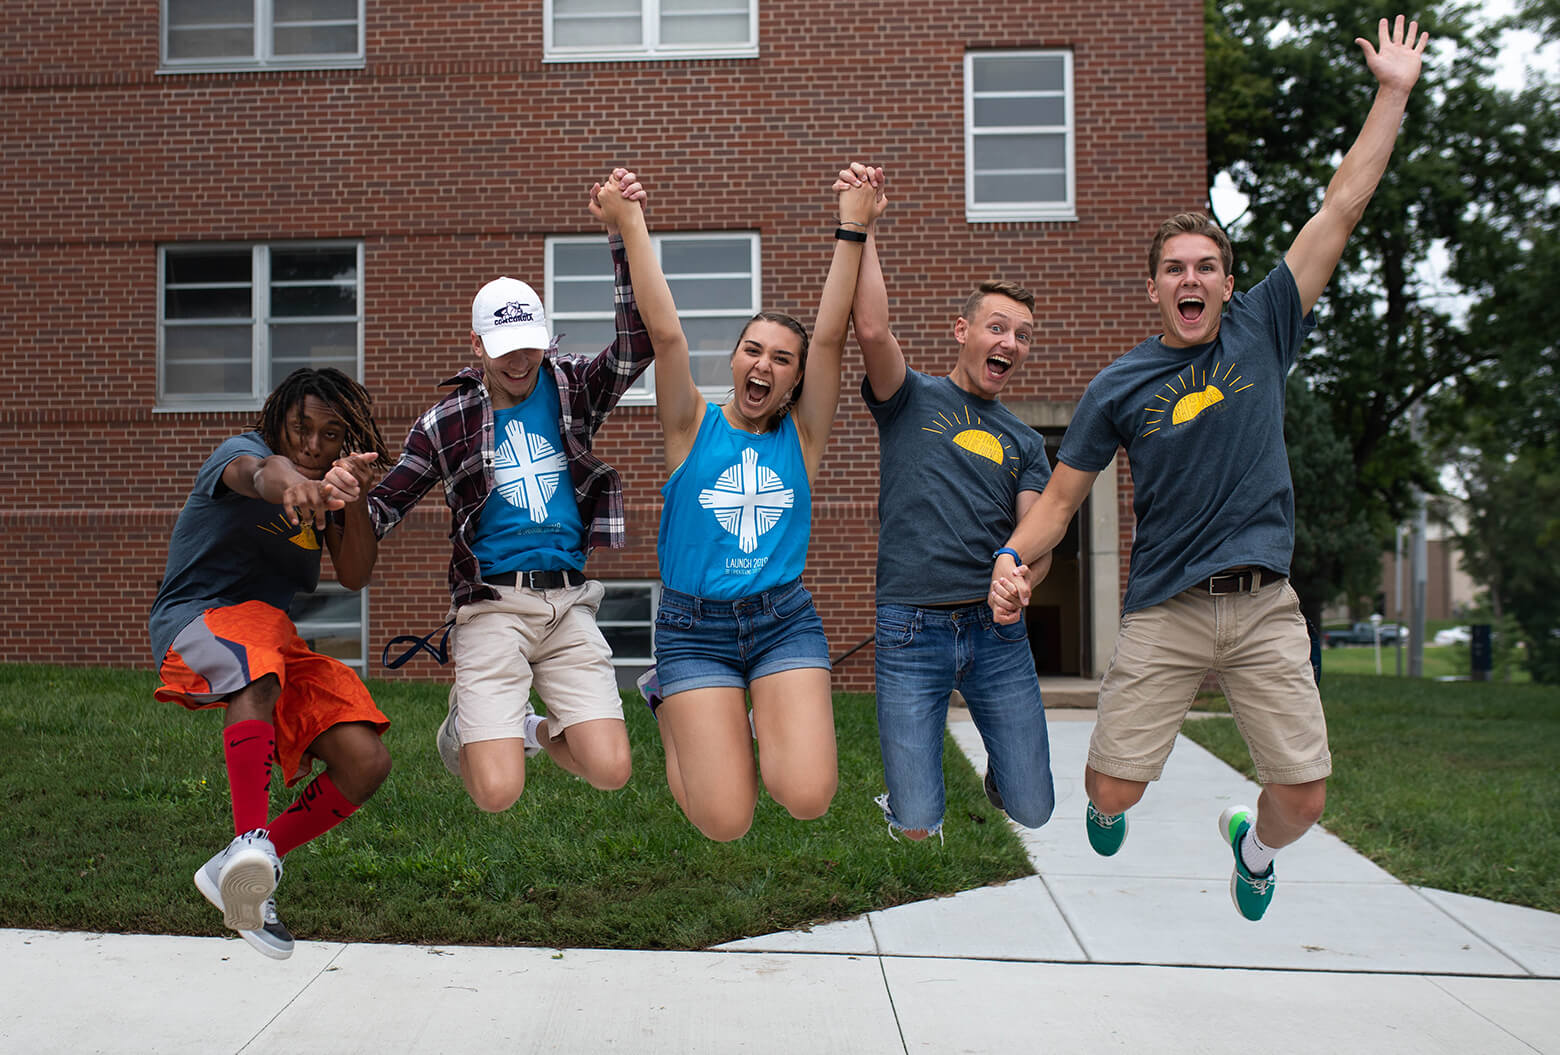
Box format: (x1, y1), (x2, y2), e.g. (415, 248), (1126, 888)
(155, 600), (389, 787)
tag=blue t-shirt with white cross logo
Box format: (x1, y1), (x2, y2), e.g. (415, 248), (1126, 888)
(472, 371), (586, 574)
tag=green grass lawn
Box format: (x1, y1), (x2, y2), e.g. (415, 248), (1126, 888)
(0, 665), (1030, 949)
(1181, 674), (1560, 913)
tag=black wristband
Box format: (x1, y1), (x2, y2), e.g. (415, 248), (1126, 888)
(834, 227), (868, 242)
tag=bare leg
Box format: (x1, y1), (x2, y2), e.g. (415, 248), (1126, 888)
(539, 717), (631, 790)
(1083, 766), (1149, 815)
(656, 686), (758, 842)
(750, 668), (836, 820)
(1254, 778), (1327, 848)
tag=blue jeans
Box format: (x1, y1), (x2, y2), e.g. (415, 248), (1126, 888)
(874, 602), (1055, 833)
(654, 579), (831, 697)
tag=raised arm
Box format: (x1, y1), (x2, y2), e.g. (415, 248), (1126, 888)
(794, 169), (885, 472)
(837, 163), (905, 402)
(1284, 14), (1428, 313)
(592, 169), (700, 470)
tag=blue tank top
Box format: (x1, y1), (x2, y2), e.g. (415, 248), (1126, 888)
(658, 403), (811, 600)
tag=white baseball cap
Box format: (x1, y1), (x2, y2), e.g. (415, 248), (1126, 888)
(472, 276), (550, 357)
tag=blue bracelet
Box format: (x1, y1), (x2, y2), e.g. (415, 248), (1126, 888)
(993, 546), (1022, 565)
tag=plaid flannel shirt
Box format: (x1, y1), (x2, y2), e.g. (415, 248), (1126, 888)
(368, 235), (653, 610)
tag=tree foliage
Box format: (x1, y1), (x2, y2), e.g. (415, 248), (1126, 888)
(1206, 0), (1560, 629)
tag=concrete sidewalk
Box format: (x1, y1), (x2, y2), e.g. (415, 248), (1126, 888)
(5, 718), (1558, 1053)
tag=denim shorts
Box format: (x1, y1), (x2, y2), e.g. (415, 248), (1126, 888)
(654, 578), (831, 697)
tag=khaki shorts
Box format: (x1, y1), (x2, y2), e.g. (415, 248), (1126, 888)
(1090, 578), (1330, 786)
(450, 579), (622, 745)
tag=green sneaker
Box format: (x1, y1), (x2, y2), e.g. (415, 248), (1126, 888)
(1219, 805), (1275, 921)
(1085, 801), (1127, 856)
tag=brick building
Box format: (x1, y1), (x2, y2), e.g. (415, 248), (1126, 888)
(1, 1), (1204, 692)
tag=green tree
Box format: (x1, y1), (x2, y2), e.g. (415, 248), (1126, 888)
(1206, 0), (1560, 616)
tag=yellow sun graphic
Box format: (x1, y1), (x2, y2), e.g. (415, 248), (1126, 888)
(923, 408), (1018, 476)
(258, 514), (321, 550)
(1141, 361), (1253, 437)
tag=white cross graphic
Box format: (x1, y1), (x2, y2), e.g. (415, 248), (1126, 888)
(493, 420), (566, 522)
(698, 447), (793, 553)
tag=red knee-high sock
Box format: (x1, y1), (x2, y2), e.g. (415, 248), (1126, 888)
(266, 772), (359, 857)
(223, 719), (276, 836)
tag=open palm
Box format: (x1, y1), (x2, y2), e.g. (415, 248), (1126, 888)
(1357, 14), (1428, 92)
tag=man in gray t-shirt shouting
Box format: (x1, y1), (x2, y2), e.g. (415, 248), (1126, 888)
(990, 15), (1430, 922)
(837, 164), (1056, 842)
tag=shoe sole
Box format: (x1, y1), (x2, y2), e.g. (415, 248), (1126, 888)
(218, 850), (277, 931)
(195, 862), (293, 959)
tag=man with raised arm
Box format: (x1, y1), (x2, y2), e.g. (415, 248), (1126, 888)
(840, 164), (1056, 842)
(989, 16), (1429, 920)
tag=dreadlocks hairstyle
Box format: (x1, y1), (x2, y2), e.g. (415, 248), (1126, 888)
(961, 279), (1036, 322)
(732, 311), (811, 425)
(254, 368), (391, 464)
(1148, 213), (1234, 277)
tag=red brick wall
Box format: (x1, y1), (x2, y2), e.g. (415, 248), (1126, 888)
(0, 2), (1204, 689)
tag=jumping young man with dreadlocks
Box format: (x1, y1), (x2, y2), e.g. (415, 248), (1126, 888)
(150, 366), (391, 959)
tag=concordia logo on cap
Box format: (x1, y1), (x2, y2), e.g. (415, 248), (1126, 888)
(492, 300), (537, 326)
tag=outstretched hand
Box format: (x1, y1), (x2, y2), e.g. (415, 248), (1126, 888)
(321, 451), (379, 505)
(589, 167), (646, 230)
(1356, 14), (1428, 94)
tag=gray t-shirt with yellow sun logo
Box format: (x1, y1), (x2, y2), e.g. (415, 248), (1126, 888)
(864, 368), (1051, 605)
(149, 431), (326, 662)
(1059, 260), (1316, 615)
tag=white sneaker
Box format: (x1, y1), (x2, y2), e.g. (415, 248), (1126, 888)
(198, 829), (282, 932)
(194, 847), (294, 960)
(636, 667), (662, 713)
(436, 686), (462, 777)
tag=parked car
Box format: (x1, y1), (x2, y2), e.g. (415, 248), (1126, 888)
(1323, 621), (1403, 647)
(1434, 626), (1472, 646)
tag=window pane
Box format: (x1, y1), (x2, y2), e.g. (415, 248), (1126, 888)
(167, 27), (255, 59)
(684, 317), (740, 355)
(169, 0), (252, 24)
(167, 251), (251, 286)
(974, 96), (1065, 128)
(274, 24), (359, 56)
(662, 238), (750, 275)
(661, 12), (748, 45)
(554, 318), (616, 357)
(974, 133), (1065, 171)
(602, 625), (653, 658)
(275, 0), (357, 19)
(553, 0), (641, 48)
(164, 326), (254, 396)
(975, 171), (1068, 204)
(272, 247), (357, 284)
(166, 285), (252, 319)
(667, 276), (752, 311)
(554, 241), (611, 277)
(973, 54), (1064, 93)
(598, 586), (652, 621)
(271, 283), (358, 318)
(551, 276), (614, 314)
(270, 321), (358, 374)
(290, 589), (362, 623)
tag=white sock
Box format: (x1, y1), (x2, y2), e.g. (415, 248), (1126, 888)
(1240, 825), (1277, 875)
(524, 713), (547, 749)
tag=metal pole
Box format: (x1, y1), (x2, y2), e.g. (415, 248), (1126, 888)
(1408, 406), (1427, 677)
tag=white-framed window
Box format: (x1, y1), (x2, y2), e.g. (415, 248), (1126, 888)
(161, 0), (365, 72)
(291, 582), (368, 676)
(546, 232), (759, 404)
(157, 241), (364, 411)
(598, 581), (659, 689)
(964, 49), (1076, 223)
(543, 0), (757, 62)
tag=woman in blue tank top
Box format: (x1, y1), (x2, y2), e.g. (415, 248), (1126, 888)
(595, 165), (886, 840)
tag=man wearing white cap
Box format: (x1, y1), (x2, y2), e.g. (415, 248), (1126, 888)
(367, 171), (652, 812)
